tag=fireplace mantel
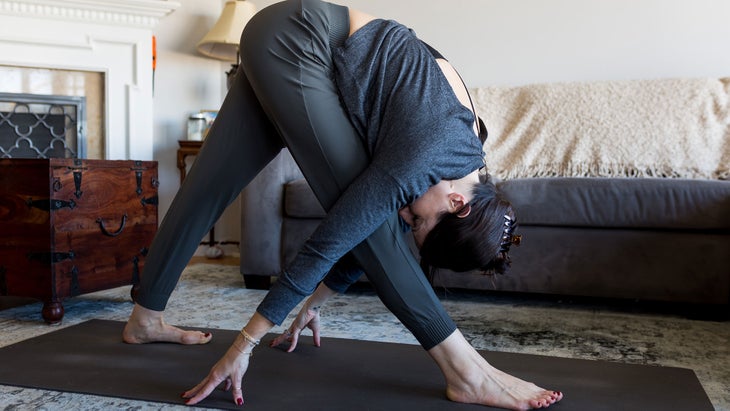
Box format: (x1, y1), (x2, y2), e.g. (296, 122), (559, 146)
(0, 0), (181, 160)
(0, 0), (181, 28)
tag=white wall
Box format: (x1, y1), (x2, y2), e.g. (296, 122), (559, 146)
(152, 0), (239, 250)
(251, 0), (730, 86)
(152, 0), (730, 245)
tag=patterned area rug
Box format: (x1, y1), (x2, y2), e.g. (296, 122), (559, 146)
(0, 263), (727, 410)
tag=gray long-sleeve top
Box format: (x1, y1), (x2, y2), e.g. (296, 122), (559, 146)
(256, 19), (484, 325)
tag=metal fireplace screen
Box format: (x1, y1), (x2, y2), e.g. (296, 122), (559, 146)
(0, 92), (86, 159)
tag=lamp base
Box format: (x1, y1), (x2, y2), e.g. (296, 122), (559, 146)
(226, 64), (239, 90)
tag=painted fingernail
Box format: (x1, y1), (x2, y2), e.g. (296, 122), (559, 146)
(237, 398), (243, 406)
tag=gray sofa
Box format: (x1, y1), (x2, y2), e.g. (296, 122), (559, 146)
(240, 77), (730, 307)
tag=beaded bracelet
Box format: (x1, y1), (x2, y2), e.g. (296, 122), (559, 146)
(232, 343), (254, 357)
(240, 328), (260, 347)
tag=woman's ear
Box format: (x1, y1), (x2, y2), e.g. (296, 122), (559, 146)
(448, 193), (471, 218)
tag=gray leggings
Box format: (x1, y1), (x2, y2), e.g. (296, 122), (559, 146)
(135, 0), (457, 350)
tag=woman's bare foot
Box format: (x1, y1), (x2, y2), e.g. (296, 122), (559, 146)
(122, 303), (212, 345)
(446, 361), (562, 410)
(429, 330), (563, 410)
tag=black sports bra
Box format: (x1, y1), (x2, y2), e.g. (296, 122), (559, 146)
(422, 41), (488, 145)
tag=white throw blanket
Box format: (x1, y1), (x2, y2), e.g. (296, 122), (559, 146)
(471, 77), (730, 180)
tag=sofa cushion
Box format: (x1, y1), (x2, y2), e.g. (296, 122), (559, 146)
(285, 176), (730, 229)
(284, 178), (326, 218)
(498, 177), (730, 230)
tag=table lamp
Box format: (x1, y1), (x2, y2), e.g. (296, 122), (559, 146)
(197, 0), (257, 88)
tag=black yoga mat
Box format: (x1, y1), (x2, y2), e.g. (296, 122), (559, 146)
(0, 320), (714, 410)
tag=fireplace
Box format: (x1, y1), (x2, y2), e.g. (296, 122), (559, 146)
(0, 0), (180, 160)
(0, 92), (87, 159)
(0, 66), (105, 159)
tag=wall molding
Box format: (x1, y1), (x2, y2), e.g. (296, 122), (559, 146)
(0, 0), (180, 28)
(0, 0), (179, 160)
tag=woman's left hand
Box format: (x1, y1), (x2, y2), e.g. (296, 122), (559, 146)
(270, 305), (321, 352)
(182, 338), (253, 406)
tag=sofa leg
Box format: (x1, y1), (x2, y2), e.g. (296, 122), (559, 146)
(244, 274), (271, 290)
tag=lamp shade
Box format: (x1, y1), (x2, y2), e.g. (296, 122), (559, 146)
(197, 0), (257, 61)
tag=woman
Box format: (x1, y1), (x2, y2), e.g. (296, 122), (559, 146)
(123, 1), (563, 409)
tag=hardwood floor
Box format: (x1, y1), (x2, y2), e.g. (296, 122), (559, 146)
(188, 255), (240, 266)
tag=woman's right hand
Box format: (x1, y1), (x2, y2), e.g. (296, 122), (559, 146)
(183, 313), (273, 407)
(182, 338), (254, 406)
(270, 305), (321, 352)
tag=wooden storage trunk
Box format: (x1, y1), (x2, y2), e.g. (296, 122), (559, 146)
(0, 158), (158, 324)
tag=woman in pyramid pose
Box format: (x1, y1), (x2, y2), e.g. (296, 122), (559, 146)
(123, 1), (562, 409)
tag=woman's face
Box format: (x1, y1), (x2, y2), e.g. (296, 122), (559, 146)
(398, 181), (466, 248)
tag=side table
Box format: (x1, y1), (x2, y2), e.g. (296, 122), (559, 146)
(176, 140), (219, 253)
(177, 140), (203, 184)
